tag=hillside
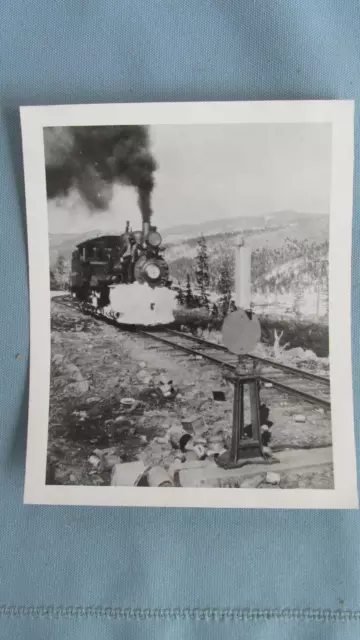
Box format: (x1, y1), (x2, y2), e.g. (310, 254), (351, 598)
(49, 210), (328, 265)
(49, 210), (329, 322)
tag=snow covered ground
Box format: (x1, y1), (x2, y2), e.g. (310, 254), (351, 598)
(206, 285), (328, 323)
(252, 287), (328, 322)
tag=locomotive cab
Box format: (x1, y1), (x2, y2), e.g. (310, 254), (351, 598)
(69, 221), (171, 308)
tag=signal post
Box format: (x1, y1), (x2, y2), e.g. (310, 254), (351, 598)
(216, 235), (277, 469)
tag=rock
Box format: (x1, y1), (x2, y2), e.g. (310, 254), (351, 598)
(281, 473), (301, 489)
(159, 374), (171, 384)
(208, 435), (224, 445)
(100, 454), (122, 471)
(113, 416), (132, 427)
(181, 416), (207, 436)
(86, 396), (101, 404)
(88, 455), (100, 468)
(265, 472), (281, 485)
(240, 474), (264, 488)
(68, 380), (89, 394)
(139, 435), (148, 444)
(139, 362), (147, 368)
(111, 461), (147, 486)
(156, 436), (170, 445)
(72, 410), (88, 420)
(128, 401), (143, 414)
(212, 424), (225, 436)
(93, 447), (117, 457)
(294, 414), (306, 423)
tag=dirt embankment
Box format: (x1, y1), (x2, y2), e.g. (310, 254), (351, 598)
(48, 301), (333, 488)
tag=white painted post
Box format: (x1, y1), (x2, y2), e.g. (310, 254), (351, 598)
(234, 235), (252, 311)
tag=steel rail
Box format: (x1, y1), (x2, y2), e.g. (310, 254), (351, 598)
(165, 328), (330, 385)
(138, 330), (331, 410)
(52, 297), (330, 410)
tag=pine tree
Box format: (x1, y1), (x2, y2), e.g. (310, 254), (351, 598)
(218, 257), (232, 318)
(211, 302), (219, 319)
(176, 282), (185, 305)
(185, 274), (195, 308)
(55, 255), (68, 289)
(49, 269), (58, 290)
(195, 235), (210, 309)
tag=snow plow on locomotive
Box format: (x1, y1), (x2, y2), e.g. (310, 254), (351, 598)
(69, 221), (171, 308)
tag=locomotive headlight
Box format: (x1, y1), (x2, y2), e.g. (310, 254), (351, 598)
(147, 231), (162, 248)
(145, 263), (161, 280)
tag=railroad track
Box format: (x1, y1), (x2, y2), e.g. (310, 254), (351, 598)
(138, 328), (331, 410)
(52, 295), (331, 410)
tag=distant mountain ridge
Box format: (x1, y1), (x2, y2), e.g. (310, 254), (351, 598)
(49, 210), (329, 266)
(161, 210), (327, 243)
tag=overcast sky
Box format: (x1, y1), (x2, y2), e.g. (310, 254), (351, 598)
(48, 122), (331, 234)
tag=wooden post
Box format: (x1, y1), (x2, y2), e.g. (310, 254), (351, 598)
(234, 235), (251, 311)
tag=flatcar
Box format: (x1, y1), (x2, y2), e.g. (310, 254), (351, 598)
(69, 221), (171, 308)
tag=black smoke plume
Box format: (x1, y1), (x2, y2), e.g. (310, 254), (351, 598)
(44, 125), (157, 222)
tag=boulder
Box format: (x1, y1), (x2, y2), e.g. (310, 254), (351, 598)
(111, 461), (147, 486)
(265, 472), (281, 485)
(294, 414), (306, 423)
(240, 474), (264, 489)
(88, 455), (100, 468)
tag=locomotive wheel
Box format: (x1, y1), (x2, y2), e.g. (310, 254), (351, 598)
(98, 286), (110, 309)
(76, 284), (91, 302)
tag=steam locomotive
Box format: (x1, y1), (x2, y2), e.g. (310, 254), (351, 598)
(69, 221), (171, 308)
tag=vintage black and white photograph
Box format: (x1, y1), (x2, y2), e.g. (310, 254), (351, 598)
(21, 101), (358, 508)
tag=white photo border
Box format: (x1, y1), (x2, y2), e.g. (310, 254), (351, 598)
(20, 100), (358, 509)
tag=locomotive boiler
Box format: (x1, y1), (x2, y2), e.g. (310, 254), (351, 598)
(69, 221), (171, 308)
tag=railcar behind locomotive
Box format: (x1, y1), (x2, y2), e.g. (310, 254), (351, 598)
(69, 221), (171, 308)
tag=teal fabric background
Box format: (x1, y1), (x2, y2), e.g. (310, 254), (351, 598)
(1, 1), (360, 638)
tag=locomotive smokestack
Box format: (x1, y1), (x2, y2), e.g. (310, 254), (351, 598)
(138, 186), (153, 225)
(142, 221), (150, 238)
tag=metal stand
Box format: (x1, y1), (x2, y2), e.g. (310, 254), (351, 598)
(216, 359), (277, 469)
